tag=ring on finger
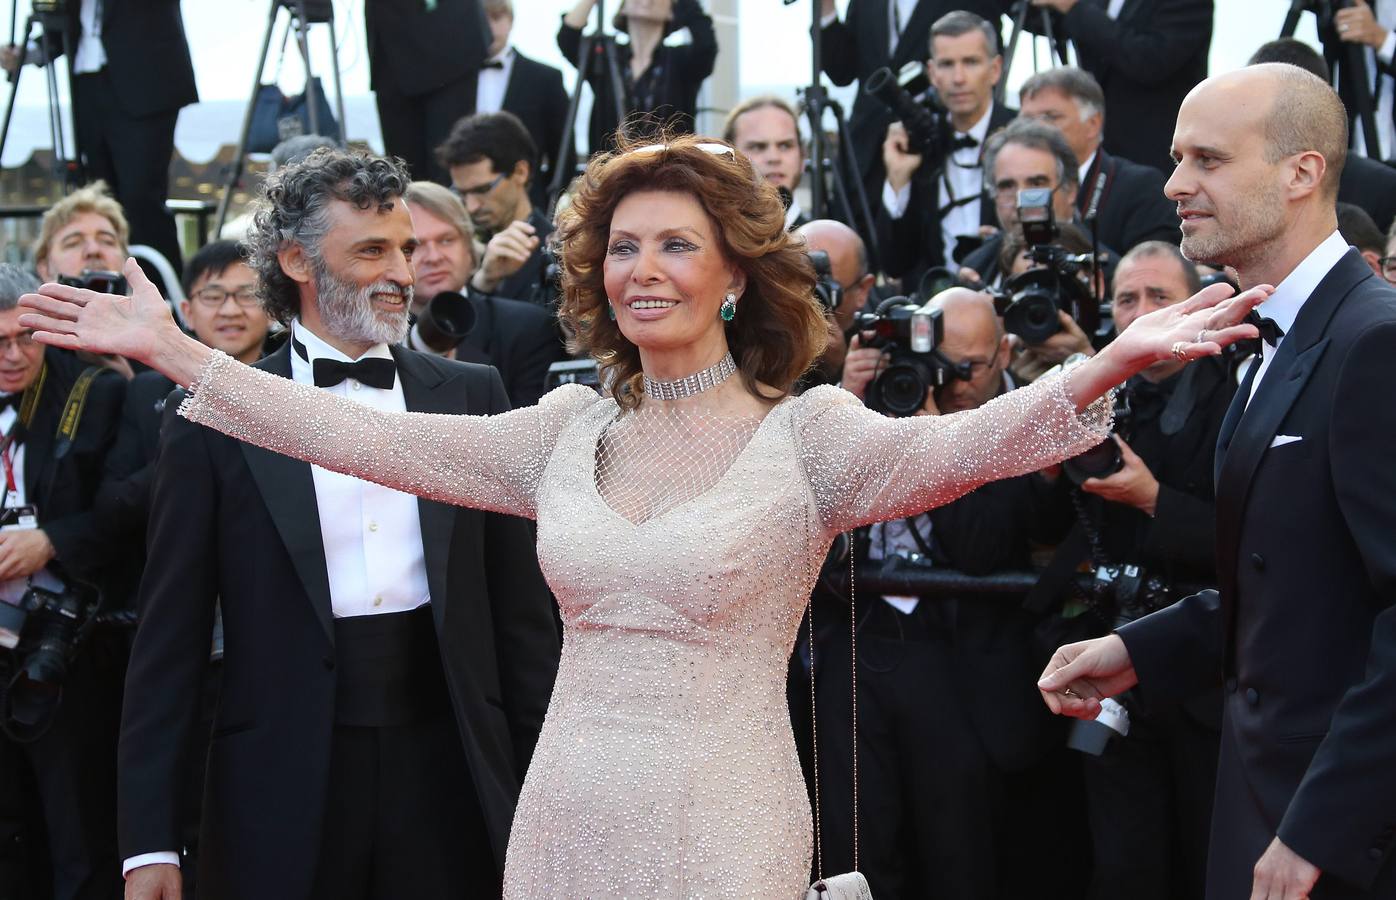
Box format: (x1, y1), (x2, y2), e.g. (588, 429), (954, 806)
(1062, 687), (1081, 699)
(1196, 329), (1208, 344)
(1171, 341), (1189, 361)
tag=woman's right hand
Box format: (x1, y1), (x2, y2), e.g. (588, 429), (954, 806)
(20, 257), (211, 386)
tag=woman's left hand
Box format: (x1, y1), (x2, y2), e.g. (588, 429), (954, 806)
(1109, 281), (1273, 372)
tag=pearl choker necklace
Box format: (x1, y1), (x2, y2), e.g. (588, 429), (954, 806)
(642, 353), (737, 401)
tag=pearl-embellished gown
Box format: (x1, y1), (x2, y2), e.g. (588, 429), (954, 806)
(177, 351), (1112, 898)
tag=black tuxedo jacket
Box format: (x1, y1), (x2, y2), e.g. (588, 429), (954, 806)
(876, 102), (1017, 287)
(117, 345), (559, 899)
(1057, 0), (1213, 174)
(501, 52), (572, 207)
(53, 0), (196, 118)
(366, 0), (488, 98)
(1078, 149), (1180, 251)
(452, 291), (567, 409)
(1339, 156), (1396, 235)
(1120, 249), (1396, 896)
(820, 0), (1012, 192)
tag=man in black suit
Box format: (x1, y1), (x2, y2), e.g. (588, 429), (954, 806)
(830, 287), (1078, 899)
(476, 0), (571, 209)
(1028, 0), (1213, 175)
(1248, 39), (1396, 235)
(366, 0), (490, 184)
(3, 0), (196, 272)
(724, 96), (811, 231)
(119, 150), (559, 900)
(1019, 67), (1180, 253)
(818, 0), (1010, 197)
(403, 181), (566, 407)
(437, 112), (553, 306)
(877, 11), (1016, 288)
(1039, 64), (1396, 898)
(0, 264), (127, 900)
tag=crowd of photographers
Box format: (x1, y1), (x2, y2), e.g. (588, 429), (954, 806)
(7, 1), (1396, 898)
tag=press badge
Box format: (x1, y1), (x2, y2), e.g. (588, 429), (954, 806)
(0, 504), (39, 532)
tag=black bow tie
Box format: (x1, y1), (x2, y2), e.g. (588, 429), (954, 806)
(951, 134), (979, 152)
(0, 393), (20, 413)
(1245, 310), (1285, 348)
(481, 58), (505, 70)
(293, 336), (397, 390)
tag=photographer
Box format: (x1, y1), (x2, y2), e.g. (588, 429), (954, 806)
(796, 219), (877, 386)
(878, 11), (1016, 288)
(995, 223), (1102, 384)
(724, 95), (809, 231)
(403, 181), (567, 407)
(0, 264), (127, 900)
(825, 288), (1080, 899)
(1046, 241), (1233, 900)
(436, 111), (553, 305)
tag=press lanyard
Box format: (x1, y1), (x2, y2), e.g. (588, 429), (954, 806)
(0, 432), (18, 511)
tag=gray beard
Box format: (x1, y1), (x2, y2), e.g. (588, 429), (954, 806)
(313, 262), (411, 346)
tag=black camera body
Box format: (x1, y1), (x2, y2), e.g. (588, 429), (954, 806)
(58, 269), (128, 296)
(855, 298), (963, 417)
(1, 584), (96, 738)
(1089, 562), (1173, 630)
(1061, 384), (1134, 485)
(865, 64), (954, 162)
(989, 188), (1099, 345)
(809, 250), (842, 315)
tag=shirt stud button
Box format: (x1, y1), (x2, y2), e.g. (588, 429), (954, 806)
(373, 596), (383, 608)
(368, 521), (378, 532)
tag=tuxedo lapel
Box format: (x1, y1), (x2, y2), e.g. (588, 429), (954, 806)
(392, 347), (464, 635)
(892, 1), (936, 67)
(239, 344), (335, 643)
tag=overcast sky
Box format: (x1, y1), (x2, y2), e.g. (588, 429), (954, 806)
(0, 0), (1316, 165)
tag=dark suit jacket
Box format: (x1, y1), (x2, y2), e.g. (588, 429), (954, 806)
(117, 345), (560, 899)
(1078, 148), (1180, 251)
(1058, 0), (1213, 173)
(877, 101), (1017, 287)
(453, 290), (567, 409)
(501, 52), (573, 207)
(1339, 156), (1396, 235)
(493, 208), (556, 306)
(55, 0), (196, 118)
(365, 0), (488, 97)
(1119, 249), (1396, 896)
(820, 0), (1013, 193)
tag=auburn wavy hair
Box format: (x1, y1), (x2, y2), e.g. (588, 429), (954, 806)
(555, 133), (826, 409)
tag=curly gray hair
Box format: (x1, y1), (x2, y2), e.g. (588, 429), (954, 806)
(243, 148), (412, 325)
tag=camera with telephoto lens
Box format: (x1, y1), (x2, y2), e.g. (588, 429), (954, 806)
(855, 297), (969, 417)
(413, 290), (478, 354)
(809, 250), (841, 315)
(58, 269), (127, 296)
(865, 63), (955, 162)
(989, 188), (1098, 345)
(1, 584), (96, 739)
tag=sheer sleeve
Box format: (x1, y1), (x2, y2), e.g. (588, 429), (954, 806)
(177, 351), (598, 519)
(794, 371), (1114, 535)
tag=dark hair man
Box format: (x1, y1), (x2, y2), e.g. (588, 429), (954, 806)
(0, 263), (127, 900)
(1025, 0), (1213, 174)
(476, 0), (571, 208)
(1040, 64), (1396, 899)
(879, 11), (1016, 286)
(724, 96), (809, 230)
(1248, 39), (1396, 235)
(1019, 66), (1180, 254)
(436, 111), (552, 303)
(827, 287), (1080, 898)
(1337, 201), (1386, 276)
(2, 0), (195, 271)
(119, 149), (560, 900)
(403, 180), (566, 407)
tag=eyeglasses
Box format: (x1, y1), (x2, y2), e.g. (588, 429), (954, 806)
(1380, 256), (1396, 283)
(452, 173), (507, 200)
(191, 286), (260, 308)
(0, 331), (37, 353)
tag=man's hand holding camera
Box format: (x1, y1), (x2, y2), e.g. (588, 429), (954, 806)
(1079, 435), (1158, 517)
(472, 219), (540, 293)
(883, 122), (923, 194)
(0, 528), (55, 581)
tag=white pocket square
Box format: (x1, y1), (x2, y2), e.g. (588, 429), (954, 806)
(1270, 434), (1302, 448)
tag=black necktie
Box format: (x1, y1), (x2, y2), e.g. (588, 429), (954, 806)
(1245, 310), (1285, 348)
(293, 336), (397, 390)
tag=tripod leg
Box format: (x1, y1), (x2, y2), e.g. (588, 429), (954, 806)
(214, 0), (280, 237)
(0, 16), (31, 161)
(547, 32), (597, 210)
(600, 39), (631, 136)
(998, 2), (1031, 107)
(291, 1), (320, 137)
(325, 4), (347, 142)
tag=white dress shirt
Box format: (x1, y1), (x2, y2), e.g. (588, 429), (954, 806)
(74, 0), (107, 74)
(882, 103), (997, 268)
(1354, 0), (1396, 159)
(1078, 150), (1098, 187)
(784, 198), (804, 231)
(122, 321), (433, 879)
(1106, 0), (1127, 19)
(1246, 230), (1348, 407)
(0, 404), (65, 609)
(475, 45), (516, 116)
(888, 0), (919, 55)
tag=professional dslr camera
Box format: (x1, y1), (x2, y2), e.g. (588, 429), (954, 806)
(809, 250), (841, 315)
(854, 297), (969, 417)
(58, 269), (127, 295)
(864, 63), (955, 163)
(989, 188), (1100, 344)
(1060, 381), (1134, 484)
(0, 583), (97, 740)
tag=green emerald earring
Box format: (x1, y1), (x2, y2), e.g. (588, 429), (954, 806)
(607, 302), (616, 320)
(720, 292), (737, 322)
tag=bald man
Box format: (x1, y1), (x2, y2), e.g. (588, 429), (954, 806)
(797, 219), (876, 384)
(1038, 64), (1396, 899)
